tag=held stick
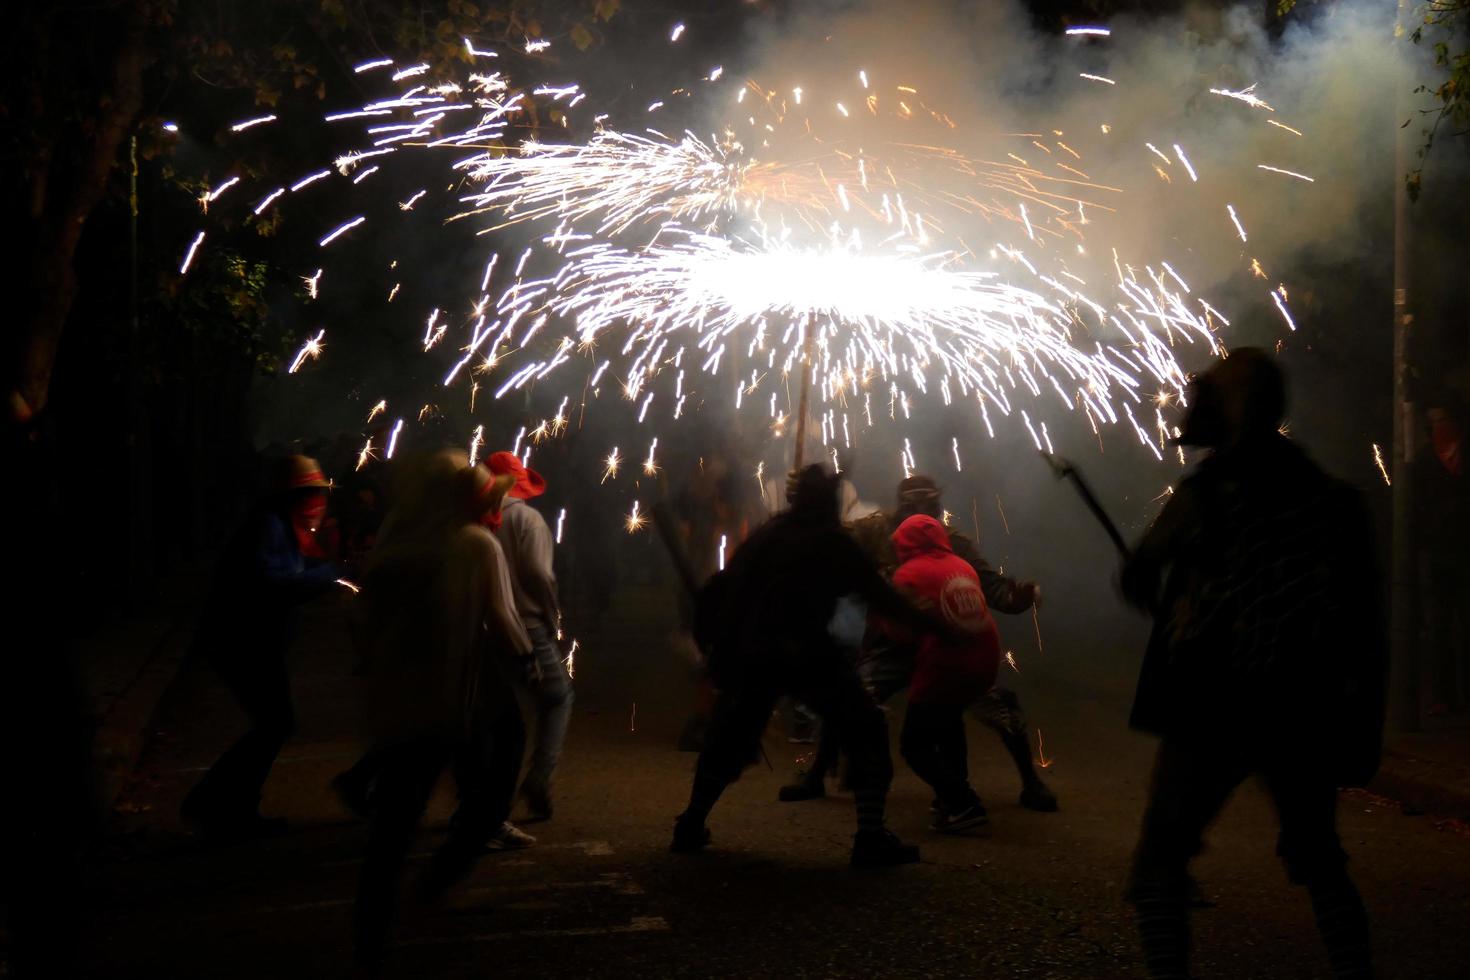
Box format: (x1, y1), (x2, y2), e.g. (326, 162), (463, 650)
(1039, 452), (1131, 558)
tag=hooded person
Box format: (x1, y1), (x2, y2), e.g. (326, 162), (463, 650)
(782, 472), (1057, 813)
(181, 455), (343, 841)
(1118, 348), (1384, 980)
(351, 452), (535, 974)
(673, 465), (941, 869)
(483, 450), (570, 822)
(886, 514), (1001, 832)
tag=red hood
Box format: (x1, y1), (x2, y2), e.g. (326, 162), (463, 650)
(892, 514), (952, 563)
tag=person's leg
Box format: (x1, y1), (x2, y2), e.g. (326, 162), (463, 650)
(451, 679), (530, 853)
(1264, 767), (1372, 979)
(352, 737), (449, 974)
(972, 685), (1057, 811)
(903, 704), (985, 830)
(798, 654), (917, 867)
(1128, 740), (1244, 980)
(860, 647), (915, 706)
(779, 715), (838, 801)
(520, 624), (573, 815)
(183, 646), (295, 830)
(674, 680), (779, 850)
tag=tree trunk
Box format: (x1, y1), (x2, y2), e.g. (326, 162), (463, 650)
(14, 2), (148, 417)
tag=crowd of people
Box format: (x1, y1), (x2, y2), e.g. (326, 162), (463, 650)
(179, 348), (1388, 979)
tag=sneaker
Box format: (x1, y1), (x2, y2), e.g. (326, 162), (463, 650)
(670, 814), (712, 853)
(777, 780), (826, 802)
(331, 771), (374, 821)
(481, 822), (536, 851)
(932, 802), (989, 834)
(520, 781), (554, 823)
(850, 828), (921, 868)
(1019, 782), (1059, 813)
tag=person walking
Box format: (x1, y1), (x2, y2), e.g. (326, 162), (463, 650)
(1119, 348), (1384, 980)
(181, 455), (342, 841)
(351, 453), (532, 974)
(483, 450), (572, 821)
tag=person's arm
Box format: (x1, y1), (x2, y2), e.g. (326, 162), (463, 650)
(515, 507), (561, 629)
(485, 536), (533, 658)
(839, 534), (946, 637)
(1119, 482), (1199, 611)
(258, 514), (340, 601)
(949, 533), (1037, 614)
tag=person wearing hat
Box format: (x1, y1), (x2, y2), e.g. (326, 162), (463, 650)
(483, 450), (571, 822)
(1118, 349), (1383, 980)
(181, 455), (343, 841)
(351, 452), (537, 971)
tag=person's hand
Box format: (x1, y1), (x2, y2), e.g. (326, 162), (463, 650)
(1019, 580), (1042, 610)
(784, 468), (802, 503)
(518, 654), (543, 687)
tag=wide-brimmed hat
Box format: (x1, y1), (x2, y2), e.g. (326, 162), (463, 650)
(485, 450), (546, 499)
(463, 464), (516, 520)
(278, 455), (331, 493)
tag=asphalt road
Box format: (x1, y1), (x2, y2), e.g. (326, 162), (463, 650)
(87, 587), (1470, 979)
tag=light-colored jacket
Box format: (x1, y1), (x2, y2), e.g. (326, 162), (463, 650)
(496, 496), (559, 631)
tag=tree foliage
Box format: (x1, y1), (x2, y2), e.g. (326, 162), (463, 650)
(1407, 0), (1470, 199)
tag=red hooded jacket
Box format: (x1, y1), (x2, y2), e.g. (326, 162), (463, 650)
(890, 514), (1001, 705)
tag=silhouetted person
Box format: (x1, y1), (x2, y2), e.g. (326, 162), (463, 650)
(672, 465), (935, 868)
(783, 473), (1057, 812)
(181, 455), (341, 841)
(1119, 348), (1384, 980)
(351, 454), (531, 974)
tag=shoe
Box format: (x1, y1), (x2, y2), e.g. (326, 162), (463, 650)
(932, 802), (989, 833)
(850, 828), (921, 868)
(778, 780), (826, 802)
(520, 781), (554, 823)
(670, 814), (712, 853)
(481, 822), (537, 851)
(332, 771), (374, 820)
(1019, 782), (1059, 812)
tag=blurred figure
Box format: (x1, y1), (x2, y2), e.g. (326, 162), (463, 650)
(180, 455), (341, 842)
(484, 450), (571, 821)
(1420, 397), (1469, 715)
(783, 473), (1056, 812)
(351, 453), (531, 974)
(672, 465), (936, 869)
(1119, 349), (1384, 980)
(886, 514), (1002, 832)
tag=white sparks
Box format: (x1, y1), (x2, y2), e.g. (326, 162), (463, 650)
(1066, 26), (1111, 36)
(385, 418), (404, 459)
(179, 231), (205, 275)
(1257, 164), (1315, 183)
(670, 23), (686, 42)
(1172, 144), (1198, 182)
(1079, 73), (1116, 85)
(230, 114), (277, 132)
(353, 58), (394, 73)
(288, 329), (326, 373)
(1226, 204), (1248, 243)
(318, 216), (365, 247)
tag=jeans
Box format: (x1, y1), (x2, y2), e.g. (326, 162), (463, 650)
(521, 624), (574, 792)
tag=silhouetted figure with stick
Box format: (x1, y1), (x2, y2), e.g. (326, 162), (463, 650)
(672, 465), (936, 868)
(1119, 349), (1384, 980)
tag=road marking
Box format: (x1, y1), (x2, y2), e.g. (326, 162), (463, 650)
(395, 916), (670, 946)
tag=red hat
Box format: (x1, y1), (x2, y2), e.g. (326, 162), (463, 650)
(485, 451), (546, 499)
(278, 455), (331, 493)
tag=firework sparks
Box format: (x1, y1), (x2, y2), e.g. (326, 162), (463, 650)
(1209, 84), (1273, 111)
(1005, 650), (1020, 672)
(1035, 729), (1053, 768)
(626, 499), (646, 532)
(336, 578), (361, 593)
(602, 446), (621, 483)
(1257, 163), (1315, 183)
(1372, 443), (1391, 486)
(179, 231), (206, 275)
(288, 329), (326, 373)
